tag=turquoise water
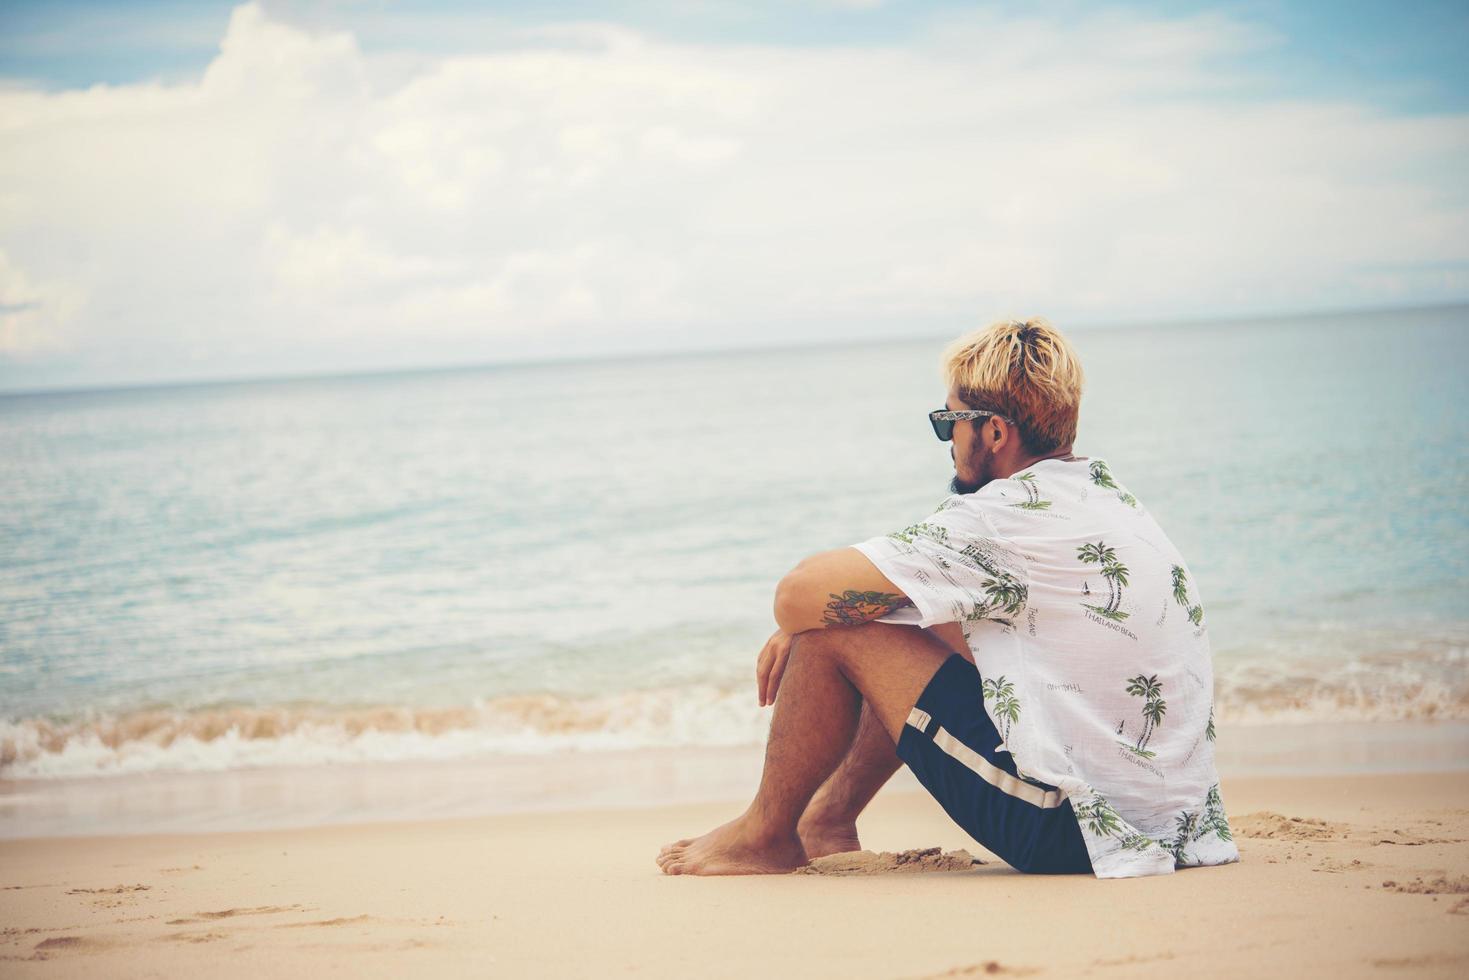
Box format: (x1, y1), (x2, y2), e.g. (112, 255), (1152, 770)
(2, 306), (1466, 777)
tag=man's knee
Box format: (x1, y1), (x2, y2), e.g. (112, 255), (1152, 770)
(790, 627), (843, 660)
(791, 622), (927, 668)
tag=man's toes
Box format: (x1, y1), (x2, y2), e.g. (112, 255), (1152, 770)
(660, 838), (694, 855)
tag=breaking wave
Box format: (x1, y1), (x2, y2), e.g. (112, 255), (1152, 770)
(3, 641), (1467, 780)
(0, 686), (771, 779)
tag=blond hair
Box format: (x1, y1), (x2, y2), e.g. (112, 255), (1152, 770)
(941, 317), (1085, 453)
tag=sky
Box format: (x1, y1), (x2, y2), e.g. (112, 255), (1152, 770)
(0, 0), (1466, 391)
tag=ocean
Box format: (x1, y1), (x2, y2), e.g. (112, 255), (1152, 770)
(2, 306), (1467, 832)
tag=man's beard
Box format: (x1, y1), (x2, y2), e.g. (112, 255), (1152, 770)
(948, 445), (993, 495)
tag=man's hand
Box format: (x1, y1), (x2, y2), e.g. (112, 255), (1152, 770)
(755, 629), (794, 707)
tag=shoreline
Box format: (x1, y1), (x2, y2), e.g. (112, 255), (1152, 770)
(2, 719), (1466, 841)
(3, 770), (1467, 977)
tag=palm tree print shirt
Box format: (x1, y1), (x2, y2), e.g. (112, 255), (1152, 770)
(852, 457), (1239, 878)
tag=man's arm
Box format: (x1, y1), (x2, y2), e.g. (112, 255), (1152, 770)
(773, 547), (914, 634)
(758, 548), (968, 706)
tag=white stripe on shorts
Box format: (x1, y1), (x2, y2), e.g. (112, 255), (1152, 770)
(905, 706), (1065, 810)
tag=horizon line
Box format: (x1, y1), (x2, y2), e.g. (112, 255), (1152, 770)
(2, 298), (1466, 400)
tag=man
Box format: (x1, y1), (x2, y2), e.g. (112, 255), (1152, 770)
(657, 318), (1238, 879)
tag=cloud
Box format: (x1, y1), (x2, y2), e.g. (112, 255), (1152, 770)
(0, 251), (85, 356)
(0, 2), (1466, 387)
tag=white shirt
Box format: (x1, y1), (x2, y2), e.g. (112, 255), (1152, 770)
(853, 456), (1239, 878)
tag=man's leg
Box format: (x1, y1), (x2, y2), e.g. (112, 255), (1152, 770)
(656, 622), (951, 875)
(798, 624), (973, 858)
(796, 703), (899, 858)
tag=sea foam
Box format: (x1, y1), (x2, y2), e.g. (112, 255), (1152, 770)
(4, 650), (1466, 780)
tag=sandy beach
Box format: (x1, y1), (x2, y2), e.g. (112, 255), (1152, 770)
(3, 769), (1467, 978)
(4, 3), (1466, 978)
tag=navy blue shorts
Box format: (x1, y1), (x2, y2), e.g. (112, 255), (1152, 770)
(896, 654), (1093, 875)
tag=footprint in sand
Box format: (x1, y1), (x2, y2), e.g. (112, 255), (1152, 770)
(25, 935), (119, 960)
(918, 960), (1040, 977)
(35, 936), (87, 950)
(1368, 827), (1461, 846)
(1314, 858), (1369, 874)
(796, 847), (982, 876)
(274, 914), (373, 928)
(166, 904), (306, 925)
(1380, 875), (1469, 915)
(158, 931), (230, 944)
(66, 883), (154, 911)
(1236, 810), (1466, 847)
(1232, 811), (1345, 841)
(1380, 874), (1469, 896)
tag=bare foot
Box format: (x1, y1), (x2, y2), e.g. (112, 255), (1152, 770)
(656, 816), (808, 876)
(798, 817), (862, 860)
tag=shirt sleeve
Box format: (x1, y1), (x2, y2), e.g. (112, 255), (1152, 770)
(851, 498), (1030, 630)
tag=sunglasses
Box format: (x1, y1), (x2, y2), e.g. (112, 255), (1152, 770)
(929, 408), (1014, 442)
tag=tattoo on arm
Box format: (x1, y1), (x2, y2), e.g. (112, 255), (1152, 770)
(821, 590), (913, 627)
